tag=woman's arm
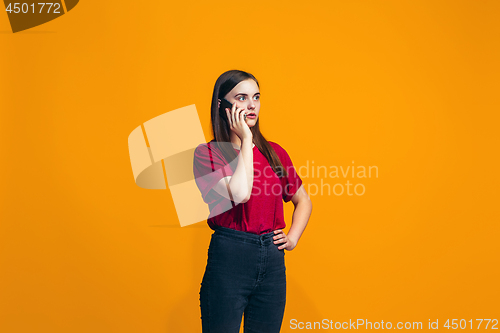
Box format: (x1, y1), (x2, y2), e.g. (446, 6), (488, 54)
(274, 184), (312, 250)
(212, 138), (254, 203)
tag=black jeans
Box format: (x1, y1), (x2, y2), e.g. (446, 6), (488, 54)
(199, 226), (287, 333)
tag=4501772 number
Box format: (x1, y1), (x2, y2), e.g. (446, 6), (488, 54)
(5, 3), (61, 14)
(443, 319), (498, 329)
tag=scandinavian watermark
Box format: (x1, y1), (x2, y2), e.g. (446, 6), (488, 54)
(296, 160), (379, 197)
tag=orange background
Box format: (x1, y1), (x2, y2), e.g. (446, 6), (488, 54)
(1, 1), (499, 332)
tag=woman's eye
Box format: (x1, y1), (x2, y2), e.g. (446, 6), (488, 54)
(237, 95), (259, 101)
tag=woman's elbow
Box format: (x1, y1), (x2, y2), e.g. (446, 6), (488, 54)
(240, 192), (252, 203)
(233, 188), (251, 204)
(233, 195), (250, 204)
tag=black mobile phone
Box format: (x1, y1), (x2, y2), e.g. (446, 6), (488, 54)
(219, 98), (233, 121)
(219, 98), (246, 121)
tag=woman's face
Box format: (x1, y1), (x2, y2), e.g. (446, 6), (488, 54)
(221, 79), (260, 127)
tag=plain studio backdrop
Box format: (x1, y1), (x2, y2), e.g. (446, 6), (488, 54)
(1, 1), (499, 332)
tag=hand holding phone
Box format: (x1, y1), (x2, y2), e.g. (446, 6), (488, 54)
(218, 98), (252, 141)
(219, 98), (247, 121)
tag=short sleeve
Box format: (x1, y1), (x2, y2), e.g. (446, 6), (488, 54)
(193, 142), (235, 204)
(275, 144), (303, 203)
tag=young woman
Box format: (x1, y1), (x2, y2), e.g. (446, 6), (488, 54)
(193, 70), (312, 333)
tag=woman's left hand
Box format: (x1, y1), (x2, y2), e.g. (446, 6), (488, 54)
(273, 229), (297, 251)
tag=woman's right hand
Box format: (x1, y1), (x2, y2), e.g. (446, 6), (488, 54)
(226, 102), (253, 142)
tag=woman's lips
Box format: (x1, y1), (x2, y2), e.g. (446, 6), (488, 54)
(246, 113), (256, 119)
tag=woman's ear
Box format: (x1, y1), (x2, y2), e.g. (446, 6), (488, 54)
(217, 98), (221, 108)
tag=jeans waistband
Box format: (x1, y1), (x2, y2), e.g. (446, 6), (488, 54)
(213, 226), (275, 246)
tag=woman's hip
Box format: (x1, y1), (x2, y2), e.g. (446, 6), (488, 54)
(205, 229), (285, 278)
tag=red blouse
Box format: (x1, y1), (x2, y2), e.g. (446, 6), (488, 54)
(193, 140), (302, 235)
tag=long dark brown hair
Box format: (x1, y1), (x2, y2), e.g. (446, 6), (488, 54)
(210, 69), (288, 178)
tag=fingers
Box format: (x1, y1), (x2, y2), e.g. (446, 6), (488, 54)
(235, 107), (245, 123)
(273, 233), (285, 240)
(231, 101), (237, 124)
(225, 107), (237, 127)
(232, 102), (238, 124)
(274, 237), (286, 244)
(273, 233), (287, 245)
(273, 229), (287, 249)
(226, 105), (245, 127)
